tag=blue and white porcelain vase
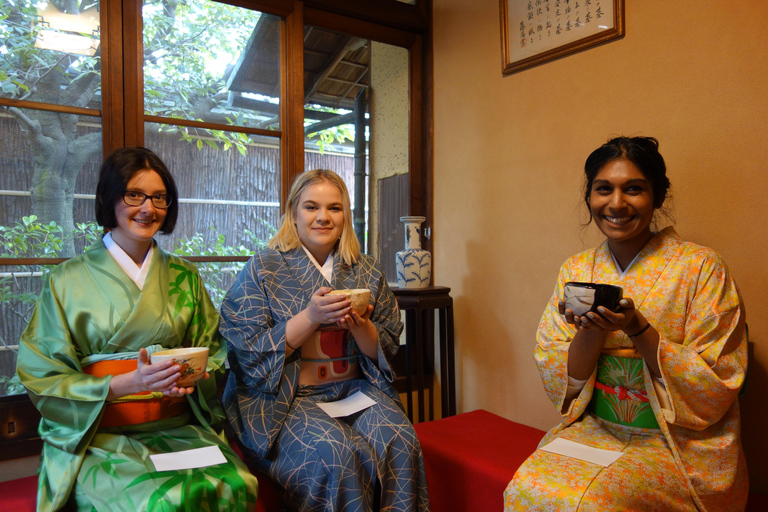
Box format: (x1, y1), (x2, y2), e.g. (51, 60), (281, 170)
(396, 216), (431, 288)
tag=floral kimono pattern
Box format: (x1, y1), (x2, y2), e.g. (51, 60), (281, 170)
(17, 242), (258, 512)
(504, 227), (748, 512)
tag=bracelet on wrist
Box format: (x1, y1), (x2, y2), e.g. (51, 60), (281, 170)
(627, 322), (651, 338)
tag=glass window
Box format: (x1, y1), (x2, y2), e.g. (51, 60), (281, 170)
(303, 26), (410, 269)
(303, 26), (369, 251)
(0, 1), (424, 398)
(1, 1), (103, 396)
(1, 1), (101, 108)
(143, 0), (279, 129)
(142, 1), (282, 304)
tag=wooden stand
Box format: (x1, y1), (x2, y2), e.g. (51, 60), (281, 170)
(391, 286), (456, 422)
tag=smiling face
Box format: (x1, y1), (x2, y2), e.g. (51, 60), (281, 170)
(111, 169), (168, 263)
(589, 158), (656, 251)
(294, 179), (345, 263)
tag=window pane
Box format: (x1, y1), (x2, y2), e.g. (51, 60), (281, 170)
(143, 1), (280, 130)
(143, 122), (281, 306)
(302, 26), (410, 277)
(1, 115), (103, 396)
(0, 1), (101, 109)
(303, 26), (371, 252)
(0, 264), (56, 396)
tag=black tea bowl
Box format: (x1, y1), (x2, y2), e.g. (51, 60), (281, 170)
(563, 282), (623, 317)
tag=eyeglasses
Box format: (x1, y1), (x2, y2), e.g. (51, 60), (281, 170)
(122, 190), (172, 209)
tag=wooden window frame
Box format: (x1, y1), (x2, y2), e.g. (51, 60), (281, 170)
(0, 0), (432, 458)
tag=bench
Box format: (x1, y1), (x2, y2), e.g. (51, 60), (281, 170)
(412, 409), (768, 512)
(3, 409), (767, 511)
(413, 409), (546, 511)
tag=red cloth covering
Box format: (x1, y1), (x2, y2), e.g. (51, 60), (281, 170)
(228, 436), (282, 512)
(2, 430), (767, 510)
(413, 409), (546, 512)
(0, 474), (36, 512)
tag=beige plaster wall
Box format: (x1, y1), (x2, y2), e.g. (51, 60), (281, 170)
(432, 0), (768, 493)
(369, 41), (410, 257)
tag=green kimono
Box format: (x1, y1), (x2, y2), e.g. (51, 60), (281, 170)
(16, 242), (258, 512)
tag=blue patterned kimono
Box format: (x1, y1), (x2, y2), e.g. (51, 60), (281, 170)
(220, 246), (430, 512)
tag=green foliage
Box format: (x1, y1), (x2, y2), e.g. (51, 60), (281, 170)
(1, 0), (273, 152)
(305, 105), (357, 153)
(172, 224), (273, 308)
(141, 0), (267, 152)
(0, 375), (25, 395)
(0, 215), (101, 306)
(0, 219), (271, 394)
(307, 123), (354, 154)
(0, 1), (100, 99)
(0, 217), (101, 395)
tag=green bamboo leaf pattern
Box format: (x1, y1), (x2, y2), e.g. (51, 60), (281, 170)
(169, 262), (197, 315)
(596, 355), (651, 424)
(82, 452), (129, 489)
(142, 432), (177, 453)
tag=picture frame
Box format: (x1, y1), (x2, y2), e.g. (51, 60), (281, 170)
(500, 0), (625, 76)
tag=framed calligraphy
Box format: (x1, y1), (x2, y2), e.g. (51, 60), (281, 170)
(500, 0), (625, 75)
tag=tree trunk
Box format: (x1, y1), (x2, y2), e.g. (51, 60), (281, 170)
(12, 57), (102, 256)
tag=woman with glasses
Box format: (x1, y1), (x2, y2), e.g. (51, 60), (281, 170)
(16, 147), (258, 511)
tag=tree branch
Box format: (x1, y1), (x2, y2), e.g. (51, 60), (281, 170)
(7, 107), (42, 139)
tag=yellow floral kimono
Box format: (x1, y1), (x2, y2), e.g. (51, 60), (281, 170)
(505, 227), (748, 512)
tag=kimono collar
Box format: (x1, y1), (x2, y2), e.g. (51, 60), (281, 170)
(594, 226), (683, 309)
(301, 244), (334, 283)
(103, 232), (154, 289)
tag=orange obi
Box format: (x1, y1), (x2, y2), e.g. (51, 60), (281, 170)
(82, 359), (188, 428)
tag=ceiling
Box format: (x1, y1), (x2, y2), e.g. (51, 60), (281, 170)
(226, 14), (371, 129)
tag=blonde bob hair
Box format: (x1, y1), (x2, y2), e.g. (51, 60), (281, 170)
(269, 169), (360, 265)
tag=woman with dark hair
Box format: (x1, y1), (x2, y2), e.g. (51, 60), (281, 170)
(504, 137), (748, 511)
(17, 147), (258, 511)
(220, 169), (430, 512)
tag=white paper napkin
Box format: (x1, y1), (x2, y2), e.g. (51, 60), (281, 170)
(316, 390), (376, 418)
(149, 445), (227, 472)
(539, 438), (623, 467)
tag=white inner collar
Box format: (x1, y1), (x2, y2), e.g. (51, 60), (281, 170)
(103, 232), (154, 289)
(301, 245), (334, 283)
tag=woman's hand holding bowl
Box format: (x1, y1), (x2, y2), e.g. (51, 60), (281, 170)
(560, 297), (639, 334)
(305, 286), (352, 326)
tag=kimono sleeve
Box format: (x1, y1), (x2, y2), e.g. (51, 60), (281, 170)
(219, 253), (290, 394)
(180, 261), (228, 427)
(655, 253), (747, 429)
(16, 270), (108, 454)
(533, 259), (595, 420)
(361, 263), (403, 382)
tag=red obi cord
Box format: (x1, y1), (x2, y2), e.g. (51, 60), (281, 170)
(594, 381), (650, 403)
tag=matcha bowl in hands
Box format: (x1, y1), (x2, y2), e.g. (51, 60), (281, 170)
(150, 347), (209, 386)
(327, 288), (371, 316)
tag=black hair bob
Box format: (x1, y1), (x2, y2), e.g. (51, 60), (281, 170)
(95, 147), (179, 234)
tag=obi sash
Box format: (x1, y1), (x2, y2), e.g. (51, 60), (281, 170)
(83, 359), (188, 428)
(588, 348), (660, 429)
(300, 330), (359, 381)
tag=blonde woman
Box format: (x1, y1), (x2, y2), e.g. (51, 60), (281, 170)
(220, 169), (430, 512)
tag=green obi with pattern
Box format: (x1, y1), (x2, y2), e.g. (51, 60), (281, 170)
(588, 352), (660, 429)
